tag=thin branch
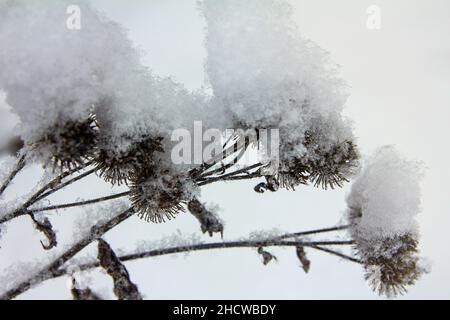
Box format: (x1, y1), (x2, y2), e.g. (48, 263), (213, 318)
(310, 245), (361, 264)
(47, 239), (357, 282)
(23, 164), (92, 206)
(198, 171), (262, 186)
(272, 225), (351, 241)
(0, 166), (96, 225)
(120, 240), (355, 264)
(198, 162), (263, 182)
(193, 140), (247, 177)
(198, 141), (252, 179)
(0, 207), (135, 300)
(30, 191), (130, 213)
(0, 155), (26, 196)
(33, 168), (96, 203)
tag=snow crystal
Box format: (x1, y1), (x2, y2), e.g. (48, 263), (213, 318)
(346, 146), (424, 239)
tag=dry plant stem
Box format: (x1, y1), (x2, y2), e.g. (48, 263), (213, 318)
(27, 162), (93, 204)
(0, 207), (135, 300)
(0, 155), (26, 196)
(116, 240), (356, 259)
(199, 162), (262, 182)
(198, 171), (262, 186)
(48, 239), (358, 280)
(30, 191), (131, 213)
(196, 141), (245, 175)
(198, 142), (251, 179)
(310, 245), (361, 264)
(273, 225), (351, 241)
(0, 166), (95, 225)
(33, 167), (96, 203)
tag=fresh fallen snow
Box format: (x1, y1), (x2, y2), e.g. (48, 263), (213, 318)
(0, 0), (223, 157)
(0, 91), (19, 148)
(0, 0), (354, 167)
(201, 0), (353, 163)
(346, 146), (424, 239)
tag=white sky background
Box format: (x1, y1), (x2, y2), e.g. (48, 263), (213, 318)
(1, 0), (450, 299)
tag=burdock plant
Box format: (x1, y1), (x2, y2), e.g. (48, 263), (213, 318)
(0, 0), (426, 300)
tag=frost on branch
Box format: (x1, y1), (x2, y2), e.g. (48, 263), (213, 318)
(346, 146), (426, 297)
(72, 200), (130, 241)
(201, 0), (359, 190)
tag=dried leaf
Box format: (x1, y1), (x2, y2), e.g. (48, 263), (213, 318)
(30, 214), (57, 250)
(258, 247), (277, 265)
(187, 198), (224, 238)
(254, 182), (267, 193)
(97, 239), (142, 300)
(254, 176), (279, 193)
(296, 246), (311, 273)
(71, 279), (101, 300)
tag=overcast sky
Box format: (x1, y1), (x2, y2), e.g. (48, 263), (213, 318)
(1, 0), (450, 299)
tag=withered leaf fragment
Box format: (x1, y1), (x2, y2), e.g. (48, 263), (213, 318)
(97, 239), (142, 300)
(257, 247), (277, 265)
(30, 214), (57, 250)
(187, 198), (224, 238)
(71, 278), (101, 300)
(296, 246), (311, 273)
(254, 176), (279, 193)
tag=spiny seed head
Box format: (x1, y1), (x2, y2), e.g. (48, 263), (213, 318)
(272, 140), (358, 191)
(129, 164), (193, 223)
(348, 205), (425, 297)
(95, 136), (163, 186)
(306, 140), (359, 190)
(277, 139), (359, 190)
(276, 160), (310, 190)
(35, 116), (98, 172)
(357, 234), (423, 298)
